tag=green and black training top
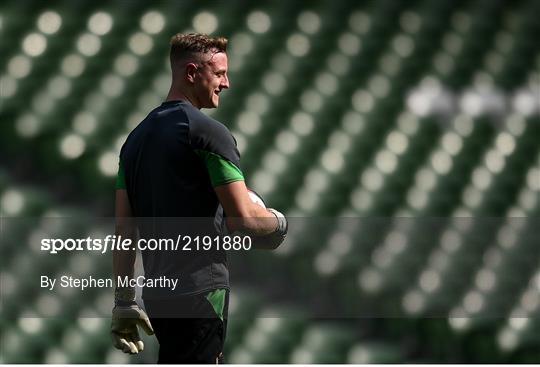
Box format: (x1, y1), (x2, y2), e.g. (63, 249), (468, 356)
(117, 100), (244, 299)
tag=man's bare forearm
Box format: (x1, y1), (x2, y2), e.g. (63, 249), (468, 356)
(112, 222), (137, 281)
(226, 204), (278, 236)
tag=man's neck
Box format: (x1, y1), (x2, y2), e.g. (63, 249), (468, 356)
(166, 88), (199, 109)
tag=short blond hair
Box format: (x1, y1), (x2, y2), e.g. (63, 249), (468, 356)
(170, 33), (228, 65)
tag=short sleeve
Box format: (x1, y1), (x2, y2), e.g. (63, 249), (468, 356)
(189, 113), (244, 187)
(194, 150), (244, 186)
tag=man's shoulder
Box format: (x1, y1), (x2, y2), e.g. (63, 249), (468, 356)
(120, 103), (186, 152)
(184, 105), (232, 139)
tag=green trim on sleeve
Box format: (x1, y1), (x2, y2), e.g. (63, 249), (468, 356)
(195, 150), (244, 187)
(116, 160), (126, 189)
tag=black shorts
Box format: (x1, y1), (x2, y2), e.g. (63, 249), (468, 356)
(144, 289), (229, 364)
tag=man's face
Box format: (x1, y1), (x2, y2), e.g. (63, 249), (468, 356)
(193, 52), (229, 109)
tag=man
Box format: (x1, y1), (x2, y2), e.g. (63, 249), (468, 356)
(111, 33), (287, 363)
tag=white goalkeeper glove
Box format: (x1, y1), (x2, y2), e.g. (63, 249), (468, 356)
(111, 287), (154, 354)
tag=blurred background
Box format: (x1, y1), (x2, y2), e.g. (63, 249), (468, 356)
(1, 0), (539, 363)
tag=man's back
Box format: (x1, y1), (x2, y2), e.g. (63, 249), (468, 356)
(119, 100), (243, 297)
(120, 100), (241, 218)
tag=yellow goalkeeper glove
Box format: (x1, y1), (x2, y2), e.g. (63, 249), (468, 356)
(111, 287), (154, 354)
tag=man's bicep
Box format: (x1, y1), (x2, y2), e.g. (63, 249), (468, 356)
(214, 181), (277, 236)
(115, 189), (133, 218)
(214, 181), (252, 218)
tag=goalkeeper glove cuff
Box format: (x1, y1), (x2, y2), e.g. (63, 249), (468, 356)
(114, 286), (136, 306)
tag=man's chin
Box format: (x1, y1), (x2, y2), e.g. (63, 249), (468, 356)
(202, 101), (218, 109)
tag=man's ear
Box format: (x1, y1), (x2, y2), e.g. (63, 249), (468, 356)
(186, 63), (198, 84)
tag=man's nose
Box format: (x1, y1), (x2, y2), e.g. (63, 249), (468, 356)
(221, 75), (230, 89)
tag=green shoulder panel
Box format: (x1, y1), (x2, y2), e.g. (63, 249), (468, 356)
(195, 150), (244, 187)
